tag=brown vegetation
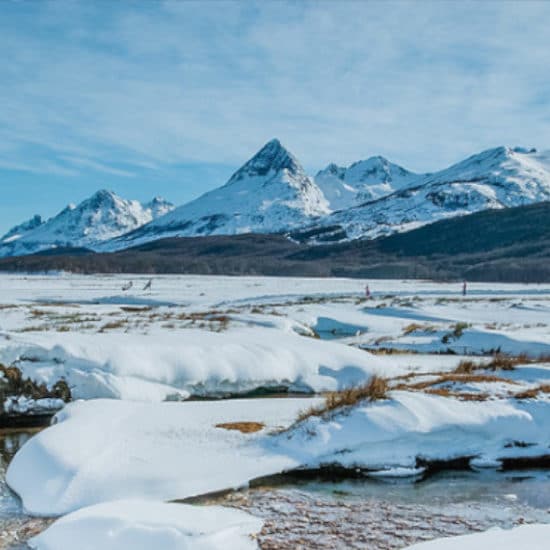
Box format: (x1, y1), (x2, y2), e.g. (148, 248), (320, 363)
(395, 372), (517, 393)
(99, 319), (127, 332)
(402, 323), (437, 335)
(215, 422), (265, 433)
(423, 388), (490, 401)
(0, 364), (71, 404)
(514, 384), (550, 400)
(295, 376), (389, 423)
(454, 353), (550, 375)
(441, 322), (470, 343)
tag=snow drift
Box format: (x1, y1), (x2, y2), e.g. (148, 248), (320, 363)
(8, 392), (550, 516)
(0, 328), (392, 400)
(29, 499), (262, 550)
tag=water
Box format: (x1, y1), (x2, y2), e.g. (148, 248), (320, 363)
(0, 430), (36, 519)
(0, 429), (51, 549)
(219, 471), (550, 549)
(304, 469), (550, 510)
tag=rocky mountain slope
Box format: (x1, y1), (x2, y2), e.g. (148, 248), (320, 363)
(0, 215), (45, 244)
(295, 146), (550, 243)
(107, 139), (330, 250)
(315, 156), (421, 210)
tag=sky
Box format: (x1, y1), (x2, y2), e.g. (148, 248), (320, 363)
(1, 0), (550, 234)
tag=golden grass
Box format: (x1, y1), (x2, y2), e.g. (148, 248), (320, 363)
(99, 319), (127, 332)
(454, 353), (550, 375)
(402, 323), (437, 335)
(397, 373), (517, 392)
(295, 376), (389, 423)
(423, 388), (490, 401)
(215, 422), (265, 433)
(514, 384), (550, 400)
(441, 322), (470, 343)
(0, 364), (71, 402)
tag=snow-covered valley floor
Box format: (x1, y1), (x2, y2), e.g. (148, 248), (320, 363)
(0, 274), (549, 548)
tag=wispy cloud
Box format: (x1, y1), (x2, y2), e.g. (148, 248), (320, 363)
(0, 158), (78, 177)
(61, 156), (135, 178)
(0, 0), (549, 176)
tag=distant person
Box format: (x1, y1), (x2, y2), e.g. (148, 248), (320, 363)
(143, 279), (153, 291)
(122, 281), (133, 292)
(462, 280), (467, 296)
(365, 284), (371, 299)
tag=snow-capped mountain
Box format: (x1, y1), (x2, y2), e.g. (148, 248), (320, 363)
(0, 191), (174, 257)
(0, 215), (44, 244)
(315, 156), (422, 210)
(145, 196), (175, 219)
(109, 139), (330, 249)
(298, 146), (550, 242)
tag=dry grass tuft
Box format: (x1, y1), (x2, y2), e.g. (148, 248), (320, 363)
(454, 353), (547, 375)
(486, 353), (528, 370)
(398, 373), (516, 392)
(99, 319), (127, 332)
(441, 322), (470, 343)
(0, 364), (71, 403)
(423, 388), (490, 401)
(402, 323), (427, 335)
(366, 347), (417, 355)
(453, 360), (478, 374)
(296, 376), (389, 423)
(215, 422), (265, 433)
(514, 384), (550, 400)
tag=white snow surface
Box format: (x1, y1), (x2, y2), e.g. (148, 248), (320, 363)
(0, 190), (174, 257)
(404, 524), (550, 549)
(7, 397), (320, 515)
(3, 395), (65, 415)
(29, 499), (263, 550)
(1, 274), (550, 400)
(271, 391), (550, 472)
(0, 328), (391, 400)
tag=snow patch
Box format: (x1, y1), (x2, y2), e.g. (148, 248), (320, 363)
(29, 499), (262, 550)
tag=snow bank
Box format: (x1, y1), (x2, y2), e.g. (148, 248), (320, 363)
(0, 328), (392, 400)
(8, 392), (550, 516)
(29, 499), (262, 550)
(3, 395), (64, 415)
(7, 397), (316, 515)
(271, 392), (550, 471)
(404, 524), (550, 549)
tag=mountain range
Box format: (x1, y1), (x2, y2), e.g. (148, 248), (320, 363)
(0, 192), (173, 257)
(2, 140), (550, 257)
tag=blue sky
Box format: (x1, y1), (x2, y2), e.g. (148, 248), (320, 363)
(1, 0), (550, 234)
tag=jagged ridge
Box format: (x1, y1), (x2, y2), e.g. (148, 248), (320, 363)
(0, 191), (174, 257)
